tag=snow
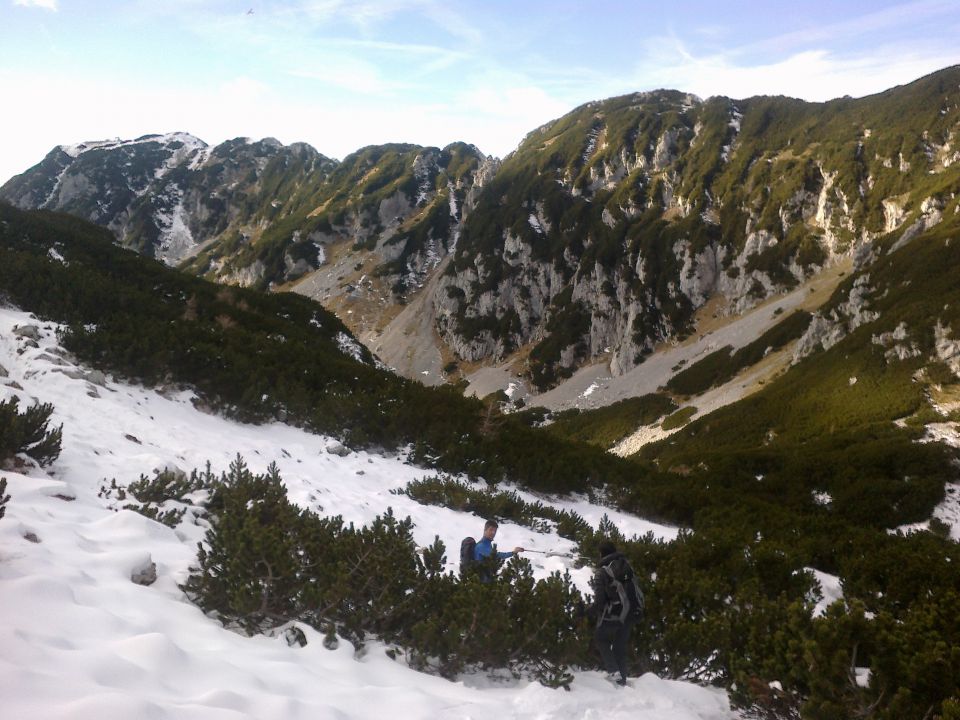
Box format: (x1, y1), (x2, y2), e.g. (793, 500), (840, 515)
(61, 133), (207, 160)
(40, 163), (72, 209)
(0, 306), (730, 719)
(154, 188), (197, 265)
(412, 154), (434, 206)
(812, 491), (832, 507)
(918, 425), (960, 540)
(444, 180), (465, 252)
(335, 330), (367, 364)
(47, 246), (67, 265)
(582, 126), (601, 163)
(807, 568), (844, 617)
(188, 146), (211, 171)
(527, 213), (544, 234)
(581, 381), (600, 398)
(720, 107), (742, 162)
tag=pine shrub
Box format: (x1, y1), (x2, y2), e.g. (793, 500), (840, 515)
(0, 398), (63, 467)
(184, 456), (305, 633)
(183, 457), (586, 684)
(0, 477), (9, 521)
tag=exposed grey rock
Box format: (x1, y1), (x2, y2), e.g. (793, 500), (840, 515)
(13, 325), (40, 340)
(131, 560), (158, 586)
(794, 274), (881, 361)
(284, 626), (308, 648)
(935, 321), (960, 377)
(888, 196), (944, 254)
(872, 322), (921, 362)
(326, 442), (351, 457)
(36, 353), (69, 366)
(55, 367), (108, 386)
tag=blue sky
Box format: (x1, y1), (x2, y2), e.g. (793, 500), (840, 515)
(2, 0), (960, 184)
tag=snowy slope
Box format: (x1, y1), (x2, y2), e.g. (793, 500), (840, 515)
(0, 306), (731, 720)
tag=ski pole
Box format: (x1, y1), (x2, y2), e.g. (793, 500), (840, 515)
(523, 549), (576, 558)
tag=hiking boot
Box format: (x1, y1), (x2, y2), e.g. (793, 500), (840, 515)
(605, 672), (626, 687)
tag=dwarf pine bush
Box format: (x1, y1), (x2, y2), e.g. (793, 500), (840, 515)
(0, 477), (9, 521)
(181, 457), (585, 685)
(0, 398), (62, 468)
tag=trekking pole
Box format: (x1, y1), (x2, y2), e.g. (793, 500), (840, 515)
(523, 549), (577, 559)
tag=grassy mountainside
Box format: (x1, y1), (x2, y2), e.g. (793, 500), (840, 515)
(182, 141), (492, 295)
(0, 136), (493, 306)
(436, 67), (960, 387)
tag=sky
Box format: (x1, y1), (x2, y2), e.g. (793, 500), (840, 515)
(1, 0), (960, 185)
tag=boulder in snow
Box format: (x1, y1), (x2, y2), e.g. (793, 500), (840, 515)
(131, 559), (158, 586)
(13, 325), (41, 341)
(326, 442), (351, 457)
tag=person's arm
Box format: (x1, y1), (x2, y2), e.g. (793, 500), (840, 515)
(496, 545), (524, 560)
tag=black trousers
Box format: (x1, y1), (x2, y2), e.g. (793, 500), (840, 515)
(595, 618), (635, 680)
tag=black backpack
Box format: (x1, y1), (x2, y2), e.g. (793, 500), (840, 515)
(601, 563), (645, 623)
(460, 536), (477, 575)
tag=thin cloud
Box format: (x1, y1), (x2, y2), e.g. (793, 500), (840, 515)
(288, 59), (399, 95)
(294, 0), (481, 44)
(629, 31), (960, 102)
(731, 0), (960, 60)
(13, 0), (57, 9)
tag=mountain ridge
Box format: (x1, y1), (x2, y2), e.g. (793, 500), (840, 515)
(3, 65), (960, 398)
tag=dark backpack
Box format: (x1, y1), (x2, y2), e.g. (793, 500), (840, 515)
(602, 563), (645, 623)
(460, 536), (477, 575)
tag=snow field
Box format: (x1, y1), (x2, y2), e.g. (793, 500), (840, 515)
(0, 307), (731, 719)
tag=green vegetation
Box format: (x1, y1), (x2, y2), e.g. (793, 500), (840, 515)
(528, 295), (592, 389)
(539, 394), (677, 447)
(397, 475), (592, 541)
(400, 470), (960, 718)
(621, 220), (960, 715)
(661, 406), (697, 431)
(666, 311), (812, 396)
(439, 67), (960, 388)
(182, 457), (584, 686)
(99, 465), (215, 527)
(0, 477), (8, 522)
(181, 142), (484, 293)
(0, 398), (62, 468)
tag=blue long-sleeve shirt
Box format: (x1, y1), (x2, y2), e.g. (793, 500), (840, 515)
(474, 537), (513, 562)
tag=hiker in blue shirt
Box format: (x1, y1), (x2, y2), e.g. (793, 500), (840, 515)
(475, 519), (523, 581)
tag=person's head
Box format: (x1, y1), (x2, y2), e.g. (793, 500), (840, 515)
(598, 540), (617, 559)
(483, 519), (499, 540)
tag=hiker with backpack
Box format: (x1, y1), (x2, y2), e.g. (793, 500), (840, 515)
(581, 540), (644, 686)
(460, 519), (524, 582)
